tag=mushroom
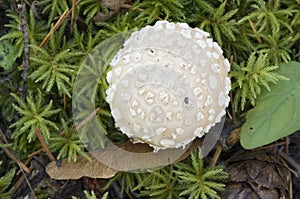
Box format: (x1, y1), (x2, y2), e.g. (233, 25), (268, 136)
(106, 20), (231, 151)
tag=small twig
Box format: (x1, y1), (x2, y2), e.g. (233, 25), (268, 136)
(229, 55), (236, 125)
(278, 150), (298, 199)
(253, 141), (286, 150)
(39, 0), (82, 48)
(229, 90), (235, 123)
(0, 126), (8, 143)
(70, 0), (76, 33)
(210, 145), (222, 167)
(60, 107), (100, 136)
(119, 179), (135, 199)
(279, 149), (300, 177)
(0, 128), (34, 196)
(35, 128), (56, 161)
(17, 3), (30, 100)
(76, 107), (100, 131)
(289, 172), (293, 199)
(11, 164), (36, 198)
(39, 9), (69, 48)
(2, 128), (34, 197)
(18, 163), (36, 198)
(0, 132), (30, 173)
(248, 19), (262, 44)
(0, 133), (34, 197)
(63, 93), (67, 110)
(27, 148), (44, 158)
(284, 136), (289, 154)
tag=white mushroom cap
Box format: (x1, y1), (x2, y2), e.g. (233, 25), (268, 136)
(106, 21), (231, 150)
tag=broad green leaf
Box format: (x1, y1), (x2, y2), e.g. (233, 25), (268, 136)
(240, 61), (300, 149)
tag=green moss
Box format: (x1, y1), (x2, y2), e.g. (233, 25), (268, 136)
(0, 0), (299, 197)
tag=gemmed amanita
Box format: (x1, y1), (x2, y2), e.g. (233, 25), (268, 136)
(106, 21), (231, 151)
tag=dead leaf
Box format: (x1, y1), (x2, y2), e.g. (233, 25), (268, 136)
(223, 182), (260, 199)
(226, 162), (249, 182)
(46, 154), (118, 180)
(246, 161), (285, 189)
(46, 139), (203, 180)
(87, 138), (203, 172)
(102, 0), (126, 11)
(248, 181), (280, 199)
(222, 149), (290, 199)
(93, 0), (128, 22)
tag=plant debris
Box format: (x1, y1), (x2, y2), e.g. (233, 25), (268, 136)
(223, 149), (291, 199)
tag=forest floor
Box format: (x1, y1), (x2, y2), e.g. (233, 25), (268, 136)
(0, 4), (300, 199)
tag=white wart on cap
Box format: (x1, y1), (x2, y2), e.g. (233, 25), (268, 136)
(106, 20), (231, 151)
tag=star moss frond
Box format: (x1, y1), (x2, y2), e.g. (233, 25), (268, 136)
(257, 30), (294, 65)
(106, 149), (228, 199)
(79, 0), (104, 22)
(136, 167), (183, 199)
(198, 1), (239, 46)
(96, 13), (146, 39)
(104, 172), (145, 193)
(230, 52), (289, 111)
(174, 149), (228, 199)
(10, 90), (60, 152)
(73, 24), (103, 53)
(239, 0), (295, 33)
(49, 119), (91, 162)
(29, 23), (84, 97)
(184, 1), (239, 47)
(132, 0), (185, 23)
(35, 0), (70, 27)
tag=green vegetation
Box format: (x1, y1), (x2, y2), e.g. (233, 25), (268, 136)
(174, 149), (228, 199)
(0, 162), (16, 199)
(10, 90), (60, 152)
(104, 149), (228, 199)
(0, 0), (299, 198)
(240, 61), (300, 149)
(230, 52), (288, 111)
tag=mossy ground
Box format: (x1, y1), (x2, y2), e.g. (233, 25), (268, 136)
(0, 0), (300, 198)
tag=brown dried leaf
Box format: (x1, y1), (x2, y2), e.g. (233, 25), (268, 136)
(88, 139), (203, 171)
(223, 149), (290, 199)
(248, 182), (280, 199)
(46, 139), (202, 180)
(246, 161), (285, 189)
(226, 162), (249, 182)
(223, 182), (260, 199)
(93, 12), (115, 21)
(46, 154), (118, 180)
(93, 0), (127, 22)
(102, 0), (126, 11)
